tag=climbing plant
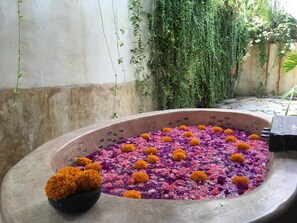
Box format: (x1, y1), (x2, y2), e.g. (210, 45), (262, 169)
(11, 0), (24, 112)
(149, 0), (250, 109)
(128, 0), (151, 112)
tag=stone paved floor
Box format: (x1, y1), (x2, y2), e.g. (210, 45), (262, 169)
(216, 97), (297, 117)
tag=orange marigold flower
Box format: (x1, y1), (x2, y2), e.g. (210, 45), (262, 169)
(144, 147), (158, 155)
(197, 125), (206, 130)
(132, 172), (149, 183)
(162, 136), (172, 142)
(141, 133), (150, 139)
(85, 162), (103, 171)
(45, 173), (76, 201)
(183, 132), (194, 137)
(189, 138), (200, 146)
(232, 176), (249, 186)
(76, 157), (92, 166)
(75, 170), (102, 192)
(162, 127), (171, 133)
(123, 190), (142, 199)
(147, 155), (160, 163)
(224, 129), (234, 134)
(178, 125), (187, 130)
(172, 148), (186, 155)
(237, 142), (250, 150)
(230, 153), (245, 162)
(172, 152), (186, 161)
(134, 160), (148, 169)
(212, 126), (223, 132)
(122, 144), (136, 152)
(56, 166), (81, 178)
(249, 134), (260, 140)
(225, 136), (237, 143)
(190, 171), (208, 182)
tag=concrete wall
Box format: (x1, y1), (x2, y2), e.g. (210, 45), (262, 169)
(237, 44), (297, 96)
(0, 0), (154, 183)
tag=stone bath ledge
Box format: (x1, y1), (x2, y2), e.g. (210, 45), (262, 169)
(1, 109), (297, 223)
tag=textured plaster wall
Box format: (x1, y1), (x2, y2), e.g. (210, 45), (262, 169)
(0, 0), (139, 88)
(0, 0), (155, 183)
(237, 44), (297, 96)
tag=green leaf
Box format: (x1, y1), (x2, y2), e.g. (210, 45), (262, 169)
(282, 85), (297, 99)
(283, 53), (297, 73)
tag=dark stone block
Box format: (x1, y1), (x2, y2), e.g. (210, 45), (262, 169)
(269, 116), (297, 152)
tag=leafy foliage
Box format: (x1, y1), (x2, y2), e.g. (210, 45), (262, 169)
(283, 53), (297, 73)
(149, 0), (250, 109)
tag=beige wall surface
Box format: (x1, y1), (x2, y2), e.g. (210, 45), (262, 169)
(0, 0), (154, 184)
(237, 44), (297, 96)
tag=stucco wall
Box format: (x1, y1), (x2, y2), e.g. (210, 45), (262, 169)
(237, 44), (297, 96)
(0, 0), (154, 183)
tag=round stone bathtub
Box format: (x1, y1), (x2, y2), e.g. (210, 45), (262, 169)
(1, 109), (297, 223)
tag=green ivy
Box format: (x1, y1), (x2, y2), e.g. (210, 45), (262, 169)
(149, 0), (250, 109)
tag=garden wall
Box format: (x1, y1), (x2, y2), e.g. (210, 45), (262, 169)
(0, 0), (154, 183)
(237, 44), (297, 96)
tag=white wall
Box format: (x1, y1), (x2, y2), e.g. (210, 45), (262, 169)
(0, 0), (137, 89)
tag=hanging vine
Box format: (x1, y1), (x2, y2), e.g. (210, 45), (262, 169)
(128, 0), (151, 112)
(149, 0), (250, 109)
(11, 0), (24, 112)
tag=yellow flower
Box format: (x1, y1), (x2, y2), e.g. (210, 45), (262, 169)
(162, 136), (172, 142)
(178, 125), (187, 130)
(141, 133), (150, 139)
(172, 148), (186, 155)
(212, 126), (222, 132)
(224, 129), (234, 134)
(249, 134), (260, 140)
(183, 132), (194, 137)
(76, 157), (92, 166)
(172, 152), (186, 161)
(144, 147), (158, 155)
(162, 127), (171, 133)
(225, 136), (237, 143)
(85, 162), (102, 171)
(74, 170), (102, 192)
(132, 172), (149, 183)
(189, 138), (200, 146)
(197, 125), (206, 130)
(190, 171), (208, 182)
(134, 160), (148, 169)
(122, 144), (136, 152)
(230, 153), (245, 162)
(45, 173), (77, 201)
(123, 190), (142, 199)
(237, 142), (250, 150)
(56, 166), (81, 178)
(147, 155), (160, 163)
(232, 176), (249, 186)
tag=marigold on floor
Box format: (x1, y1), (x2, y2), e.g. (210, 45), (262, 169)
(178, 125), (187, 130)
(183, 132), (194, 137)
(230, 153), (245, 162)
(232, 176), (249, 186)
(162, 136), (173, 142)
(141, 133), (150, 139)
(132, 172), (149, 183)
(172, 148), (186, 155)
(123, 190), (142, 199)
(190, 171), (208, 182)
(172, 152), (187, 161)
(237, 142), (250, 150)
(197, 125), (206, 130)
(85, 162), (102, 171)
(225, 136), (237, 143)
(224, 129), (234, 134)
(147, 155), (160, 163)
(144, 147), (158, 155)
(162, 127), (171, 133)
(134, 160), (148, 169)
(249, 134), (260, 140)
(189, 138), (200, 146)
(212, 126), (222, 132)
(76, 157), (92, 166)
(122, 144), (136, 152)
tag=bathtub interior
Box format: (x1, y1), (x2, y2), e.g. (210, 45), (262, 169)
(51, 110), (272, 172)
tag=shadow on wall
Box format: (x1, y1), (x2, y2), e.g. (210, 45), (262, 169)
(0, 82), (155, 183)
